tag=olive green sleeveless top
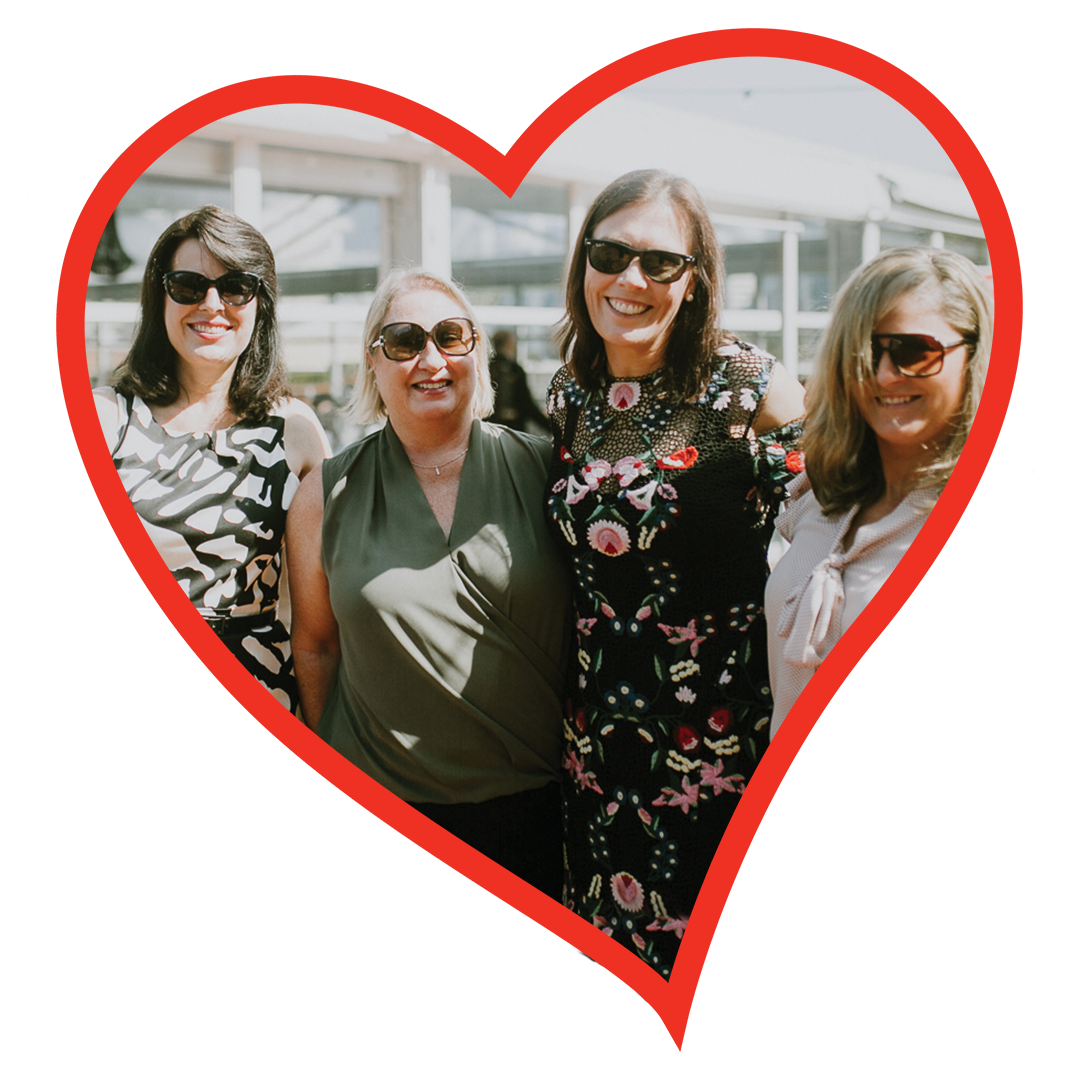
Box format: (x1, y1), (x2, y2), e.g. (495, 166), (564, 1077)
(318, 419), (569, 804)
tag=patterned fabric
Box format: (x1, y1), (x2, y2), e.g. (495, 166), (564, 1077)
(111, 392), (301, 711)
(544, 340), (803, 978)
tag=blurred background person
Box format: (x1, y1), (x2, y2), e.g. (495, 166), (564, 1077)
(545, 169), (805, 977)
(287, 270), (570, 897)
(95, 206), (329, 712)
(489, 329), (549, 433)
(766, 247), (991, 738)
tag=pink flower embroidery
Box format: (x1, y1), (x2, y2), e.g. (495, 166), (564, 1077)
(608, 382), (641, 410)
(700, 760), (745, 797)
(646, 915), (688, 939)
(613, 455), (649, 487)
(624, 479), (658, 511)
(610, 872), (645, 912)
(653, 776), (700, 814)
(563, 750), (603, 794)
(581, 460), (612, 488)
(657, 618), (708, 657)
(576, 617), (597, 635)
(587, 520), (631, 557)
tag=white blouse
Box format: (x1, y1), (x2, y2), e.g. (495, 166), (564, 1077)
(765, 473), (934, 739)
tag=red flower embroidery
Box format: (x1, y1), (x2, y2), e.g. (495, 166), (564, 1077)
(675, 724), (701, 752)
(785, 450), (805, 473)
(559, 445), (574, 463)
(656, 447), (699, 470)
(707, 707), (734, 736)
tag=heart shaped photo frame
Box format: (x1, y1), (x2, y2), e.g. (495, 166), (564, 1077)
(48, 27), (1019, 1080)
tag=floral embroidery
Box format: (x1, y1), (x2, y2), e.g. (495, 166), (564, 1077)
(656, 446), (699, 470)
(587, 520), (631, 557)
(610, 871), (646, 911)
(608, 382), (641, 410)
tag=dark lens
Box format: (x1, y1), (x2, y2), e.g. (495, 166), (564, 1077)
(872, 335), (942, 376)
(588, 240), (632, 275)
(219, 273), (259, 305)
(380, 322), (426, 360)
(165, 272), (206, 304)
(639, 251), (686, 283)
(433, 318), (473, 355)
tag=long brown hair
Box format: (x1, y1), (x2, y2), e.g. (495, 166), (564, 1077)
(556, 170), (724, 401)
(113, 206), (288, 421)
(803, 246), (993, 514)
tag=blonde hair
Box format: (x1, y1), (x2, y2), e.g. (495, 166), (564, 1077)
(348, 269), (495, 425)
(803, 247), (992, 514)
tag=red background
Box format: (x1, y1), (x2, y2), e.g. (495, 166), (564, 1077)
(38, 29), (1015, 1075)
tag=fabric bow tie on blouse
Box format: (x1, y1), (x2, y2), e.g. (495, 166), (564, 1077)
(774, 552), (850, 668)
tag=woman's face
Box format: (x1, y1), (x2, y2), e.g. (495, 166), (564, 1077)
(164, 238), (258, 378)
(583, 199), (694, 377)
(858, 284), (967, 463)
(368, 287), (479, 434)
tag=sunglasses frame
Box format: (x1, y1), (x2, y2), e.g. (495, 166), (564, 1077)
(162, 270), (262, 307)
(583, 237), (696, 284)
(870, 333), (969, 378)
(371, 317), (479, 362)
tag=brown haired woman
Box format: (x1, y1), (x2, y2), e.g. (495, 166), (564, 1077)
(545, 170), (805, 976)
(94, 206), (329, 712)
(766, 247), (992, 738)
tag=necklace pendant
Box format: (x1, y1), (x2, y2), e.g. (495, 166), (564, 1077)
(435, 466), (441, 476)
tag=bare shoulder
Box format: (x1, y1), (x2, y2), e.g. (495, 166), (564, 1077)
(275, 397), (332, 478)
(756, 361), (805, 434)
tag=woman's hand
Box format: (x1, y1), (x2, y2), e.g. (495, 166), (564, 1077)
(286, 463), (341, 731)
(755, 361), (805, 434)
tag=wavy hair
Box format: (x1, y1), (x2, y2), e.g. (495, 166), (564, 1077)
(349, 269), (494, 425)
(113, 206), (288, 421)
(803, 246), (993, 514)
(556, 169), (724, 401)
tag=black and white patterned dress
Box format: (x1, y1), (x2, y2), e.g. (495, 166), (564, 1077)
(111, 392), (301, 711)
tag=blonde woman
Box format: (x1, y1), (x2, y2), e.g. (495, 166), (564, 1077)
(287, 269), (570, 896)
(766, 247), (992, 738)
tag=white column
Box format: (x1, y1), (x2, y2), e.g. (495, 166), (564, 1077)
(419, 164), (452, 279)
(781, 227), (799, 372)
(862, 220), (881, 263)
(930, 230), (945, 249)
(232, 137), (262, 225)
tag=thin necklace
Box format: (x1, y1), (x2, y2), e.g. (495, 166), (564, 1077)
(407, 445), (468, 477)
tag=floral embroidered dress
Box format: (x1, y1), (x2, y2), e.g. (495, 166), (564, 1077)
(545, 339), (803, 978)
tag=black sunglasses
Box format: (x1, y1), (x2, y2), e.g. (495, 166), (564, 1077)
(163, 270), (261, 307)
(371, 317), (478, 361)
(584, 238), (696, 284)
(870, 333), (969, 378)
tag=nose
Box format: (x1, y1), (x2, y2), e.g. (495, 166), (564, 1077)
(616, 256), (650, 288)
(874, 347), (905, 384)
(198, 287), (225, 312)
(415, 338), (447, 370)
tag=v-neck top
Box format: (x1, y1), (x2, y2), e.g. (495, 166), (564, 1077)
(764, 472), (935, 738)
(317, 419), (571, 804)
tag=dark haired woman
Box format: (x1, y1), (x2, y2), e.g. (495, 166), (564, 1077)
(766, 247), (992, 738)
(94, 206), (329, 711)
(545, 170), (805, 976)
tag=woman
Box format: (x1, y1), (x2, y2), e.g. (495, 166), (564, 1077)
(287, 269), (570, 898)
(766, 247), (992, 738)
(95, 206), (330, 712)
(545, 169), (806, 977)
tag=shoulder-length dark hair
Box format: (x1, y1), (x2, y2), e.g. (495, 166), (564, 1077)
(555, 169), (724, 401)
(113, 205), (288, 421)
(803, 246), (993, 514)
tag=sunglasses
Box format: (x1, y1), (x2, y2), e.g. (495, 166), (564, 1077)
(870, 333), (968, 378)
(162, 270), (261, 307)
(584, 238), (696, 284)
(371, 317), (478, 361)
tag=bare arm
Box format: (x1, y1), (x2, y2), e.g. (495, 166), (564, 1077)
(755, 361), (805, 434)
(286, 464), (341, 732)
(282, 398), (333, 480)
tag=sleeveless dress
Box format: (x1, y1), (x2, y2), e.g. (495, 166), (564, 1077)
(544, 340), (803, 977)
(111, 392), (301, 711)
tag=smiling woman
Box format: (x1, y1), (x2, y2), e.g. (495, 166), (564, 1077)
(94, 206), (331, 712)
(286, 269), (571, 897)
(765, 247), (992, 738)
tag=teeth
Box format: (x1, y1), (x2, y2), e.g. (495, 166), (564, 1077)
(608, 297), (648, 315)
(878, 396), (917, 405)
(415, 381), (449, 390)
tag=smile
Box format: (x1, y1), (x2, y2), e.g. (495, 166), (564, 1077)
(606, 297), (649, 316)
(413, 380), (451, 390)
(876, 395), (919, 406)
